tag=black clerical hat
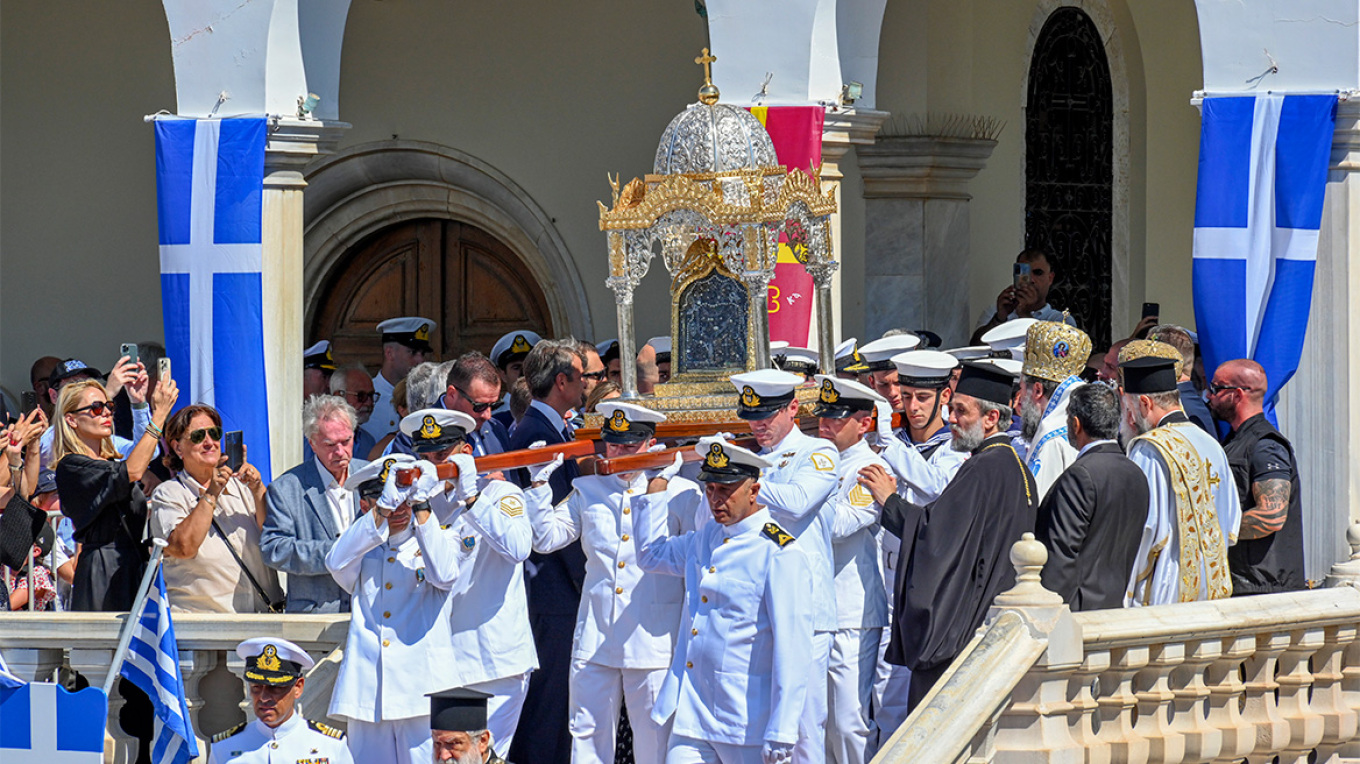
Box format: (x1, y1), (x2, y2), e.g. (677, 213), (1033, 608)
(429, 687), (492, 731)
(954, 362), (1014, 406)
(1120, 356), (1179, 394)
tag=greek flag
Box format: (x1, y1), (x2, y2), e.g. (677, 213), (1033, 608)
(155, 117), (271, 479)
(118, 566), (199, 764)
(0, 680), (107, 763)
(1192, 94), (1337, 418)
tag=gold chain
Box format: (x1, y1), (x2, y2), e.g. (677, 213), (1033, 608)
(981, 441), (1033, 504)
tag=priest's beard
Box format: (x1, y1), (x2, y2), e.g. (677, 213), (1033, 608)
(951, 417), (986, 453)
(1118, 397), (1153, 446)
(434, 750), (482, 764)
(1020, 394), (1044, 441)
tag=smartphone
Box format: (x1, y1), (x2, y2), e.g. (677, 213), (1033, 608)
(119, 343), (139, 365)
(224, 430), (244, 472)
(1013, 262), (1032, 288)
(1142, 302), (1160, 319)
(21, 391), (37, 416)
(158, 357), (172, 382)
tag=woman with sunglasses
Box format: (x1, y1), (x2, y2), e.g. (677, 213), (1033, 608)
(51, 374), (176, 612)
(149, 405), (282, 613)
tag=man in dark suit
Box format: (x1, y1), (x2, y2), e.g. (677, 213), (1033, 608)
(1034, 382), (1150, 611)
(260, 395), (367, 613)
(443, 352), (514, 457)
(507, 338), (587, 764)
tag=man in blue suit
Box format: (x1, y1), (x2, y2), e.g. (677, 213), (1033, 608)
(261, 395), (368, 613)
(443, 352), (514, 457)
(508, 338), (588, 764)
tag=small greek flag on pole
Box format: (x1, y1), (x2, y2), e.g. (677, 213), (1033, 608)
(1191, 94), (1337, 419)
(119, 565), (199, 764)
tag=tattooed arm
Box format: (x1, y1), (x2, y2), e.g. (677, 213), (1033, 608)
(1240, 478), (1291, 540)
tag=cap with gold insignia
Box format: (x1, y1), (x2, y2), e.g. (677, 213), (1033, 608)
(775, 347), (820, 378)
(943, 345), (992, 362)
(646, 336), (672, 364)
(768, 340), (789, 365)
(981, 318), (1037, 360)
(491, 331), (542, 370)
(730, 369), (805, 420)
(237, 637), (315, 687)
(1023, 321), (1093, 383)
(891, 350), (959, 389)
(812, 374), (885, 418)
(595, 339), (620, 366)
(954, 361), (1016, 406)
(303, 341), (336, 372)
(694, 438), (772, 484)
(597, 401), (666, 444)
(428, 687), (492, 732)
(834, 338), (869, 375)
(344, 453), (417, 497)
(378, 317), (436, 354)
(859, 334), (922, 372)
(1118, 339), (1183, 393)
(400, 409), (476, 453)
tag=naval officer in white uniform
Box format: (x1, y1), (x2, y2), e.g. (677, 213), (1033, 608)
(524, 401), (702, 764)
(363, 316), (436, 443)
(209, 638), (353, 764)
(637, 439), (814, 764)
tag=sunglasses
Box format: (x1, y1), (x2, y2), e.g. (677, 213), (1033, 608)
(187, 426), (223, 444)
(1208, 384), (1247, 396)
(455, 387), (497, 413)
(582, 371), (608, 381)
(339, 390), (381, 404)
(72, 400), (116, 417)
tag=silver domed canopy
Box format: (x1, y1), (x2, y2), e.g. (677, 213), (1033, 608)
(653, 102), (779, 176)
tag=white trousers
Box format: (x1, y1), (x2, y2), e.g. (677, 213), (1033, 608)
(465, 671), (532, 754)
(793, 630), (832, 764)
(569, 658), (671, 764)
(869, 627), (911, 754)
(665, 734), (764, 764)
(347, 715), (432, 764)
(826, 628), (881, 764)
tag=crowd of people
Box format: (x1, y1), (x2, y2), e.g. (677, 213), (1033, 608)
(0, 247), (1306, 764)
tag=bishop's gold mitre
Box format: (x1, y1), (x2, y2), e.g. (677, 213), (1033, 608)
(1022, 321), (1092, 383)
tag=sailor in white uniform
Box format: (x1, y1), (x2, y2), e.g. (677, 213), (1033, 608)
(400, 408), (538, 753)
(810, 376), (891, 764)
(522, 401), (701, 764)
(364, 316), (437, 443)
(209, 638), (353, 764)
(856, 335), (922, 426)
(489, 330), (541, 421)
(729, 369), (837, 764)
(981, 318), (1037, 362)
(636, 439), (814, 764)
(1017, 321), (1093, 499)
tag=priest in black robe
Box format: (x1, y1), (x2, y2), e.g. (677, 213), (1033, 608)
(858, 361), (1038, 711)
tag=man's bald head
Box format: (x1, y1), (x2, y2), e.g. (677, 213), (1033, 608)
(1216, 359), (1267, 403)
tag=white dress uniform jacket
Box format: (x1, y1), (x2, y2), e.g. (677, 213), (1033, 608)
(208, 713), (353, 764)
(326, 509), (461, 723)
(756, 428), (839, 632)
(526, 471), (702, 668)
(635, 498), (814, 747)
(362, 371), (400, 443)
(1024, 376), (1084, 500)
(829, 440), (890, 630)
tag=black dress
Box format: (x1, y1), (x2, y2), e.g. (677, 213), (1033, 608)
(55, 454), (150, 611)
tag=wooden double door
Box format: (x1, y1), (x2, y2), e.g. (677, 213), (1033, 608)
(312, 219), (554, 369)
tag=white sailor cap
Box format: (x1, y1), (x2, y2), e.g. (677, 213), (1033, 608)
(377, 317), (436, 352)
(775, 346), (820, 377)
(859, 334), (922, 372)
(344, 453), (417, 494)
(975, 357), (1023, 378)
(812, 374), (885, 418)
(981, 318), (1037, 360)
(597, 401), (666, 444)
(303, 340), (336, 371)
(730, 369), (804, 420)
(834, 338), (856, 360)
(943, 345), (991, 362)
(237, 637), (315, 686)
(891, 350), (959, 389)
(694, 437), (772, 484)
(491, 331), (542, 368)
(401, 409), (477, 453)
(646, 336), (672, 361)
(834, 338), (869, 374)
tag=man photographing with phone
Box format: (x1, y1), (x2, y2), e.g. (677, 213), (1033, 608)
(972, 249), (1078, 343)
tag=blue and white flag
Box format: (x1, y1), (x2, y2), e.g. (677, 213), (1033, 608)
(155, 117), (271, 479)
(1192, 94), (1337, 418)
(0, 681), (108, 762)
(118, 566), (199, 764)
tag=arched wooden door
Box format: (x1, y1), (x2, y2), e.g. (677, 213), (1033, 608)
(311, 218), (554, 369)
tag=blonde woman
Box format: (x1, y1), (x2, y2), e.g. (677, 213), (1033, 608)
(52, 375), (176, 611)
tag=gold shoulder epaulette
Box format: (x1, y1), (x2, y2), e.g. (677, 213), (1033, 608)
(212, 722), (246, 743)
(761, 522), (795, 547)
(308, 719), (346, 739)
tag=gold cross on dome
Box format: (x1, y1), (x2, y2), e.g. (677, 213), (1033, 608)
(695, 48), (717, 84)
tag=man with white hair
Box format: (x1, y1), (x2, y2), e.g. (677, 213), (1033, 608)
(429, 688), (512, 763)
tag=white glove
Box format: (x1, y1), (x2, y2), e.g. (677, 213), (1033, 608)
(531, 453), (565, 485)
(646, 452), (685, 483)
(449, 453), (479, 502)
(528, 440), (548, 450)
(645, 442), (668, 453)
(761, 742), (794, 764)
(408, 460), (443, 504)
(872, 400), (894, 446)
(377, 465), (411, 511)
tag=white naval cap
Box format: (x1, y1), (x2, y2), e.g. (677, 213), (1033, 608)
(694, 437), (773, 484)
(730, 369), (805, 420)
(237, 637), (315, 686)
(776, 346), (820, 377)
(891, 350), (959, 389)
(344, 453), (416, 492)
(491, 330), (542, 368)
(943, 345), (992, 362)
(812, 374), (885, 418)
(859, 334), (922, 371)
(834, 338), (857, 360)
(976, 357), (1023, 378)
(303, 340), (336, 371)
(981, 318), (1037, 360)
(401, 408), (477, 452)
(377, 317), (436, 352)
(646, 336), (672, 356)
(595, 339), (620, 363)
(834, 338), (869, 374)
(597, 400), (667, 443)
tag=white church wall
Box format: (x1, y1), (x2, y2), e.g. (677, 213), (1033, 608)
(1194, 0), (1359, 95)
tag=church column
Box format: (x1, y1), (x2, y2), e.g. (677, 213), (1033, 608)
(262, 120), (348, 476)
(855, 134), (998, 345)
(1275, 100), (1360, 580)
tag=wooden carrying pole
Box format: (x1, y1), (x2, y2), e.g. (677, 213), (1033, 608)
(395, 440), (597, 485)
(593, 437), (759, 476)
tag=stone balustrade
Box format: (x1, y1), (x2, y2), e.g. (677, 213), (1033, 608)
(874, 527), (1360, 763)
(0, 612), (348, 763)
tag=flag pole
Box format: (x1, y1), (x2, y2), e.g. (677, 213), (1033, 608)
(103, 538), (169, 696)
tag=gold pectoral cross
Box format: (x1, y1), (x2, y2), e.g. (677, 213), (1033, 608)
(1204, 460), (1221, 489)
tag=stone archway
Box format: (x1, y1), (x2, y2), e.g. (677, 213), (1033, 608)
(301, 140), (593, 345)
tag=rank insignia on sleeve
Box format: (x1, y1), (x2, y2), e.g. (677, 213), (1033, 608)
(499, 495), (525, 517)
(810, 453), (834, 472)
(762, 522), (795, 547)
(308, 719), (346, 739)
(213, 722), (246, 742)
(848, 484), (875, 508)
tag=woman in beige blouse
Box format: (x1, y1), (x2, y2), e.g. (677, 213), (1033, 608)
(150, 404), (282, 613)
